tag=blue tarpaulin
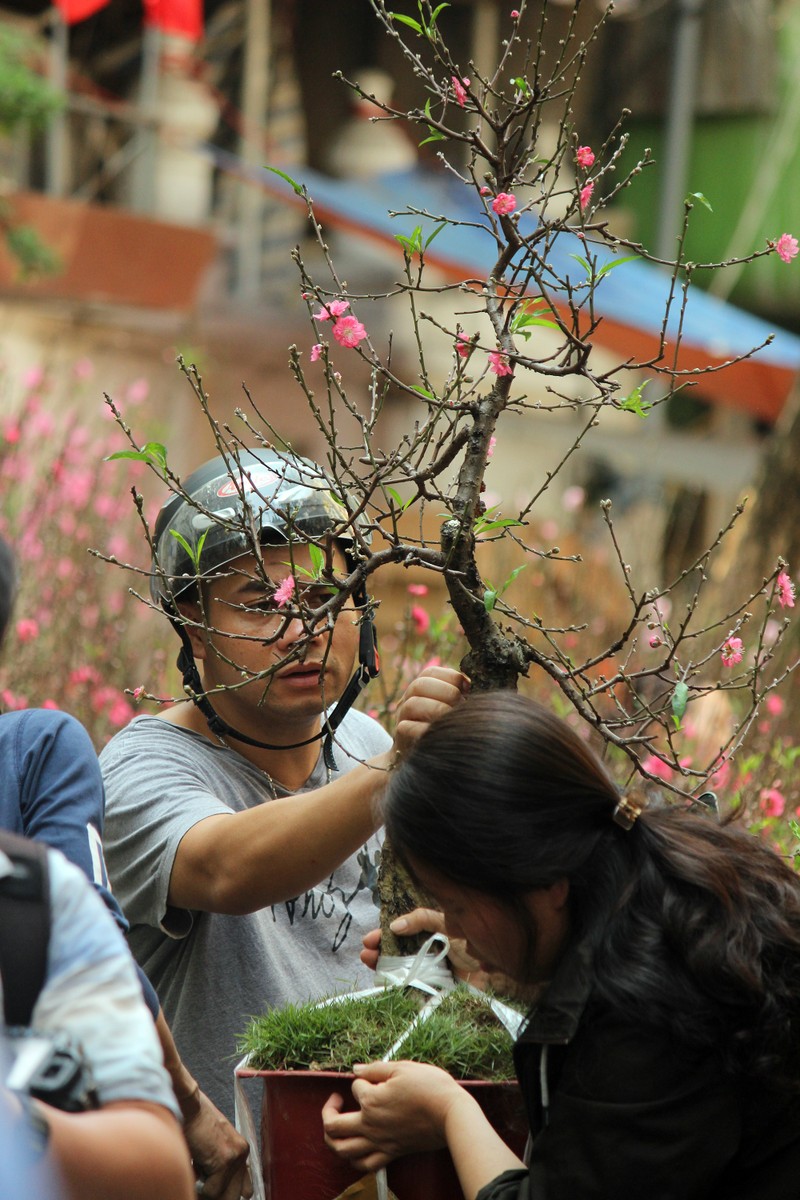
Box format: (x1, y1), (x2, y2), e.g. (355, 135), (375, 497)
(209, 148), (800, 421)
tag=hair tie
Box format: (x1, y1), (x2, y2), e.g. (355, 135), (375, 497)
(612, 788), (647, 830)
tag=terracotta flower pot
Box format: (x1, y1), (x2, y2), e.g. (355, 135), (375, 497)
(238, 1067), (528, 1200)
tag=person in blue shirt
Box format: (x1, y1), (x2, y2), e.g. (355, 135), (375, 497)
(0, 532), (251, 1200)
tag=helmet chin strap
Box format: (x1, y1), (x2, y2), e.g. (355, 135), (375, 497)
(175, 618), (380, 772)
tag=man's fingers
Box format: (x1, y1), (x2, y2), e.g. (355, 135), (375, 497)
(213, 1164), (253, 1200)
(407, 665), (470, 689)
(198, 1162), (253, 1200)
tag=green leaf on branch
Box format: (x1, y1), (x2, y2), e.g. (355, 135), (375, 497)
(594, 255), (638, 280)
(264, 165), (304, 196)
(619, 380), (652, 418)
(475, 516), (523, 536)
(474, 503), (524, 536)
(425, 222), (446, 249)
(170, 529), (207, 573)
(671, 680), (689, 729)
(386, 486), (414, 512)
(307, 544), (325, 577)
(106, 442), (169, 471)
(395, 225), (424, 257)
(419, 98), (446, 146)
(482, 565), (525, 613)
(394, 1), (450, 40)
(420, 130), (447, 146)
(388, 11), (424, 33)
(510, 297), (559, 339)
(388, 12), (424, 34)
(570, 253), (638, 283)
(688, 192), (713, 213)
(502, 565), (527, 590)
(394, 222), (444, 260)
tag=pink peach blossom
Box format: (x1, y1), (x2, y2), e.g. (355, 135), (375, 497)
(720, 635), (744, 667)
(759, 787), (786, 818)
(332, 315), (367, 348)
(641, 754), (672, 781)
(766, 693), (785, 716)
(777, 570), (796, 608)
(108, 696), (135, 727)
(488, 350), (513, 376)
(107, 534), (131, 561)
(774, 233), (799, 264)
(562, 485), (585, 512)
(479, 186), (491, 196)
(710, 760), (731, 790)
(510, 9), (520, 17)
(30, 410), (55, 438)
(69, 666), (101, 687)
(456, 334), (473, 359)
(407, 583), (428, 596)
(580, 182), (594, 211)
(126, 377), (150, 404)
(576, 145), (595, 169)
(16, 618), (39, 643)
(491, 192), (517, 216)
(313, 299), (350, 322)
(273, 575), (295, 607)
(411, 605), (431, 634)
(310, 344), (323, 362)
(22, 365), (45, 390)
(487, 436), (497, 459)
(451, 76), (470, 108)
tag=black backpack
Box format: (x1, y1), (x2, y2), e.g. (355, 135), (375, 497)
(0, 830), (50, 1028)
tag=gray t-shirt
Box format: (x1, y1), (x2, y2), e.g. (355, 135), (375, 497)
(100, 710), (390, 1120)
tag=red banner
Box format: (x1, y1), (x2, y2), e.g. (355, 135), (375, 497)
(142, 0), (204, 40)
(54, 0), (112, 24)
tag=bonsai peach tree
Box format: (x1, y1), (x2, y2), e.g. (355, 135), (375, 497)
(107, 0), (798, 806)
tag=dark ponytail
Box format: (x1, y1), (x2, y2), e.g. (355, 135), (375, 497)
(384, 691), (800, 1087)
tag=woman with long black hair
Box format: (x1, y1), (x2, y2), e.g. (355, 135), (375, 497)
(322, 692), (800, 1198)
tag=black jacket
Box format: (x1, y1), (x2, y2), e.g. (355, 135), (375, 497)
(477, 941), (800, 1199)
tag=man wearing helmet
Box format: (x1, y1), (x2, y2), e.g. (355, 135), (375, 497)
(100, 449), (467, 1132)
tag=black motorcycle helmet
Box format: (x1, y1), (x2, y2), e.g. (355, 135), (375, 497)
(150, 449), (378, 766)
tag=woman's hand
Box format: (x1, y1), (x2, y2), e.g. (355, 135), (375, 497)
(321, 1061), (472, 1173)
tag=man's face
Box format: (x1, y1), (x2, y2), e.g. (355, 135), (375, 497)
(188, 543), (361, 728)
